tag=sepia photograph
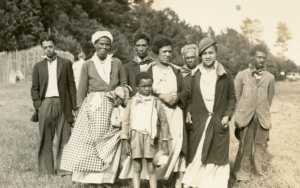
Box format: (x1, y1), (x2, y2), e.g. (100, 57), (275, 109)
(0, 0), (299, 187)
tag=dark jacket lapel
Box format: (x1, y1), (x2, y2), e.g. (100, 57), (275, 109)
(41, 60), (49, 86)
(194, 70), (202, 98)
(214, 63), (227, 109)
(57, 56), (64, 81)
(132, 62), (141, 75)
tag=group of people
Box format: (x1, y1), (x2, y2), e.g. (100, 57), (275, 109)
(30, 29), (275, 188)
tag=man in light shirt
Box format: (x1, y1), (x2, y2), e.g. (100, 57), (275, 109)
(30, 35), (77, 178)
(73, 52), (85, 89)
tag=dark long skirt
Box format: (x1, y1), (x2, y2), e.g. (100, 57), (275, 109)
(233, 113), (270, 181)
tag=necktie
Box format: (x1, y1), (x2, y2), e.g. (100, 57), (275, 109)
(252, 68), (265, 76)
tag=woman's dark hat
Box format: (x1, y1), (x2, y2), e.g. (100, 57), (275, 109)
(198, 38), (217, 56)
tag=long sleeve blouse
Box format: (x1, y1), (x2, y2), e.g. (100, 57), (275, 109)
(77, 57), (127, 108)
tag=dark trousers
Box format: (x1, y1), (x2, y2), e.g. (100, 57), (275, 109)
(38, 98), (71, 176)
(233, 113), (270, 180)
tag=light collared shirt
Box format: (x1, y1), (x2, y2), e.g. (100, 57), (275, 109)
(73, 59), (85, 89)
(199, 61), (218, 112)
(131, 93), (155, 135)
(45, 58), (59, 97)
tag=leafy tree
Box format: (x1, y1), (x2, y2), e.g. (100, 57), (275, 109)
(207, 26), (215, 38)
(241, 17), (262, 44)
(215, 28), (251, 76)
(0, 0), (44, 51)
(274, 21), (292, 59)
(0, 0), (296, 81)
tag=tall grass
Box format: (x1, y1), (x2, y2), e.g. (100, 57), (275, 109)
(0, 82), (299, 188)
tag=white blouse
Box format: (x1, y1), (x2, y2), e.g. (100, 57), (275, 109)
(152, 65), (177, 95)
(199, 62), (218, 112)
(91, 53), (113, 85)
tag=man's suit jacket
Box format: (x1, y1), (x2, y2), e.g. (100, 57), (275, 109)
(234, 68), (275, 129)
(124, 57), (156, 97)
(30, 56), (77, 123)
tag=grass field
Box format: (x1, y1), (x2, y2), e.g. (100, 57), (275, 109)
(0, 81), (299, 188)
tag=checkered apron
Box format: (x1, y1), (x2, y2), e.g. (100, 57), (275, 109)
(60, 92), (121, 172)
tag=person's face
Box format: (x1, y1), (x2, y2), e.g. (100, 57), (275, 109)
(137, 78), (153, 96)
(157, 45), (172, 66)
(201, 46), (216, 68)
(134, 39), (149, 58)
(252, 51), (267, 69)
(42, 41), (56, 58)
(184, 51), (198, 69)
(94, 37), (111, 60)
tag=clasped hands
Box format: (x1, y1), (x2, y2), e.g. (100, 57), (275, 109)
(159, 93), (178, 107)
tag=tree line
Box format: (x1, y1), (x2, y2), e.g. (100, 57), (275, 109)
(0, 0), (298, 80)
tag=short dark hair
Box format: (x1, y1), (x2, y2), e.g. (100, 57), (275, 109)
(135, 72), (153, 86)
(250, 44), (268, 56)
(152, 38), (173, 55)
(133, 29), (151, 45)
(40, 35), (56, 46)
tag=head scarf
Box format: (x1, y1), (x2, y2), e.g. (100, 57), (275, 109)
(181, 44), (199, 58)
(92, 31), (113, 44)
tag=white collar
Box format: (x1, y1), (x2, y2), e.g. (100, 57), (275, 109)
(47, 58), (57, 66)
(199, 61), (217, 73)
(91, 53), (113, 65)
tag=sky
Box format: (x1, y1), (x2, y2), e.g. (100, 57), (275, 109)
(152, 0), (300, 65)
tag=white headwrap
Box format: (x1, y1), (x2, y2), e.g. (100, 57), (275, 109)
(92, 31), (113, 44)
(181, 44), (199, 58)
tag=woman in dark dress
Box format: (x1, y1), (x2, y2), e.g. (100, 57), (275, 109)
(183, 38), (236, 188)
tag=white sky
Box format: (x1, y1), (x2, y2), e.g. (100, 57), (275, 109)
(152, 0), (300, 65)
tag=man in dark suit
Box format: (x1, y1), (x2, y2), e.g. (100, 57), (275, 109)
(124, 29), (156, 97)
(30, 35), (77, 177)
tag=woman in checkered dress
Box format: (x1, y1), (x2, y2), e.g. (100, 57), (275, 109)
(60, 31), (129, 184)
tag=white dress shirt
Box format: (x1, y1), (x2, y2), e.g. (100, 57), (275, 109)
(199, 62), (218, 112)
(45, 58), (59, 97)
(73, 59), (85, 89)
(131, 93), (154, 135)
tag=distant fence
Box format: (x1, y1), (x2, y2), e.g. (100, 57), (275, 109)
(0, 45), (74, 83)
